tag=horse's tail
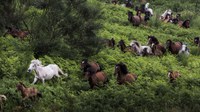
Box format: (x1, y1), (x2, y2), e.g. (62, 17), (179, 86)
(58, 67), (68, 77)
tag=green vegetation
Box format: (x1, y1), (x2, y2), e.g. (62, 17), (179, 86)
(1, 0), (200, 111)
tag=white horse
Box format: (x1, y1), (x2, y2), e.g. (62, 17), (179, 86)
(130, 40), (152, 56)
(0, 95), (7, 110)
(160, 9), (172, 20)
(145, 3), (153, 16)
(27, 59), (68, 84)
(178, 44), (190, 56)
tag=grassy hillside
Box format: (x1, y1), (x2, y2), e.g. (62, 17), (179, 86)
(1, 0), (200, 112)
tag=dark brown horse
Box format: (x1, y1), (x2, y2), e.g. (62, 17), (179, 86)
(194, 37), (200, 46)
(16, 82), (42, 100)
(104, 38), (115, 48)
(114, 62), (137, 84)
(128, 10), (144, 26)
(117, 39), (134, 53)
(111, 0), (118, 5)
(166, 39), (182, 54)
(147, 36), (166, 56)
(85, 67), (108, 89)
(80, 59), (101, 80)
(178, 20), (190, 28)
(4, 26), (29, 40)
(168, 71), (181, 83)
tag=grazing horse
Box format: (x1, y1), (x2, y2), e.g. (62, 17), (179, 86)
(4, 26), (29, 40)
(114, 62), (137, 84)
(128, 10), (144, 26)
(147, 36), (166, 56)
(178, 20), (190, 28)
(166, 39), (182, 54)
(80, 59), (101, 79)
(16, 82), (42, 100)
(168, 71), (181, 83)
(194, 37), (200, 46)
(0, 95), (7, 110)
(130, 40), (152, 56)
(27, 59), (68, 84)
(85, 67), (108, 89)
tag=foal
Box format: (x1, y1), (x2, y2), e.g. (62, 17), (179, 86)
(16, 82), (42, 100)
(114, 62), (137, 85)
(168, 71), (181, 83)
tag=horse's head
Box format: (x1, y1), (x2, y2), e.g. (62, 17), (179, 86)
(166, 39), (172, 48)
(27, 59), (42, 72)
(0, 95), (7, 101)
(114, 62), (128, 76)
(136, 10), (142, 16)
(128, 11), (133, 22)
(194, 37), (199, 45)
(80, 59), (89, 70)
(182, 20), (190, 28)
(148, 36), (159, 45)
(16, 82), (26, 91)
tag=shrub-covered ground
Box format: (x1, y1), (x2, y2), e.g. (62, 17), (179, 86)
(1, 0), (200, 112)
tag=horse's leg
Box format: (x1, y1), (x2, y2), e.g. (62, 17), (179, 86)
(42, 78), (45, 85)
(32, 77), (38, 84)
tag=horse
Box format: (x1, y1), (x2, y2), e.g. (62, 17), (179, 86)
(16, 82), (42, 100)
(130, 40), (152, 56)
(114, 62), (137, 85)
(128, 10), (144, 26)
(103, 38), (115, 48)
(27, 59), (68, 84)
(80, 59), (101, 80)
(117, 39), (127, 52)
(144, 3), (153, 16)
(0, 95), (7, 110)
(171, 14), (181, 24)
(4, 26), (29, 40)
(125, 0), (133, 8)
(178, 19), (190, 28)
(160, 9), (172, 20)
(178, 44), (190, 56)
(111, 0), (118, 5)
(147, 36), (166, 56)
(166, 39), (182, 54)
(167, 71), (181, 83)
(85, 67), (108, 89)
(194, 37), (200, 46)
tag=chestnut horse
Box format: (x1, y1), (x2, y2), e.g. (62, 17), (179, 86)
(16, 82), (42, 100)
(128, 10), (144, 26)
(166, 39), (182, 54)
(168, 71), (181, 83)
(85, 67), (108, 89)
(147, 36), (166, 56)
(4, 26), (29, 40)
(114, 62), (137, 84)
(80, 59), (101, 80)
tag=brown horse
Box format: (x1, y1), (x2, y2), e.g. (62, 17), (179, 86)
(114, 62), (137, 85)
(80, 59), (101, 80)
(4, 26), (29, 40)
(103, 38), (115, 48)
(168, 71), (181, 83)
(85, 67), (108, 89)
(117, 39), (134, 53)
(178, 20), (190, 28)
(166, 39), (182, 54)
(16, 82), (42, 100)
(147, 36), (166, 56)
(128, 10), (144, 26)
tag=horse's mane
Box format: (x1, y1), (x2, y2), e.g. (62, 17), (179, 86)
(19, 82), (26, 88)
(117, 62), (128, 74)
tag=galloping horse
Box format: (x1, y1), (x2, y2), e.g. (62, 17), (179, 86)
(128, 10), (144, 26)
(16, 82), (42, 100)
(166, 39), (182, 54)
(27, 59), (68, 84)
(85, 67), (108, 89)
(114, 62), (137, 84)
(147, 36), (166, 56)
(130, 40), (152, 56)
(167, 71), (181, 83)
(144, 3), (153, 16)
(4, 26), (29, 40)
(80, 59), (101, 80)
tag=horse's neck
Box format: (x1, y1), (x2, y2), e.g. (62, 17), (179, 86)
(35, 65), (44, 74)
